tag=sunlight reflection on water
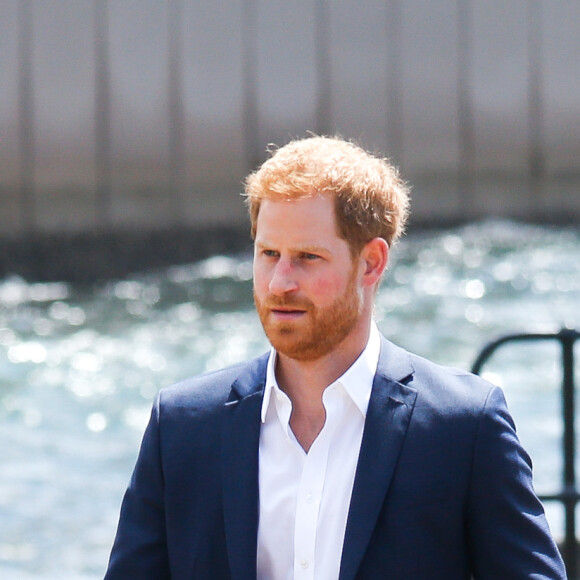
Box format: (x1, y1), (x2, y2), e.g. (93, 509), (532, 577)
(0, 220), (579, 578)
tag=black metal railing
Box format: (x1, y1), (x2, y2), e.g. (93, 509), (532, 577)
(472, 328), (580, 579)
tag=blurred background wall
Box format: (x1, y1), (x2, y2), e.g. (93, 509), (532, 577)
(0, 0), (578, 276)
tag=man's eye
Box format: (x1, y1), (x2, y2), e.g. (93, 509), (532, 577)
(263, 250), (278, 258)
(302, 253), (320, 260)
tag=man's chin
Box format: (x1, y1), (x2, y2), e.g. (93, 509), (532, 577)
(267, 334), (336, 362)
(263, 329), (309, 359)
(262, 315), (306, 336)
(272, 345), (320, 362)
(264, 327), (299, 348)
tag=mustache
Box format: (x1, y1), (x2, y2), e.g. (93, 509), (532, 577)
(254, 294), (314, 310)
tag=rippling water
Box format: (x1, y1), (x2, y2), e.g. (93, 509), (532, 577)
(1, 220), (579, 579)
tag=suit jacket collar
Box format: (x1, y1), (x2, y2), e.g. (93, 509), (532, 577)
(339, 336), (417, 580)
(222, 353), (268, 580)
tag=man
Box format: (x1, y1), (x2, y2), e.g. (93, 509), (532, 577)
(105, 136), (565, 579)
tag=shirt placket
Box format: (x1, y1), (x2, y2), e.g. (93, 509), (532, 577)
(292, 389), (340, 580)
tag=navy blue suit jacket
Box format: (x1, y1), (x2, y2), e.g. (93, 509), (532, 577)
(105, 336), (565, 579)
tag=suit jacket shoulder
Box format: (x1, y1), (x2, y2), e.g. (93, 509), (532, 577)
(378, 335), (496, 409)
(158, 352), (269, 411)
(105, 352), (269, 580)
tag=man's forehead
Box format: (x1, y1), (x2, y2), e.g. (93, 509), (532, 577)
(257, 195), (338, 227)
(255, 196), (351, 255)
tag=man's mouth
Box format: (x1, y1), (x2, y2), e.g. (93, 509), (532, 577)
(269, 307), (307, 320)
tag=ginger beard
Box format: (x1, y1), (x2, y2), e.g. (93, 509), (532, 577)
(254, 265), (363, 362)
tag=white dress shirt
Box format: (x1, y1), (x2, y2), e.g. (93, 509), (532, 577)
(256, 323), (381, 580)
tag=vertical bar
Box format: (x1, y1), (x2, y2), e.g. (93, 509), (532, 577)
(561, 330), (577, 579)
(457, 0), (475, 217)
(94, 0), (112, 229)
(386, 0), (403, 164)
(314, 0), (332, 136)
(17, 0), (35, 234)
(168, 0), (186, 224)
(242, 0), (261, 172)
(527, 0), (545, 213)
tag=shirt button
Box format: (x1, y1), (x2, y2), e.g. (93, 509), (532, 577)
(300, 560), (309, 569)
(305, 492), (314, 503)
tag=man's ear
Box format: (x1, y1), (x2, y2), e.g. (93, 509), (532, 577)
(360, 237), (389, 287)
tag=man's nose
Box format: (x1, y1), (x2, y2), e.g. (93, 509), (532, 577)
(268, 258), (299, 296)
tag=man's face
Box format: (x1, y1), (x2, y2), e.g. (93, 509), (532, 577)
(253, 195), (364, 361)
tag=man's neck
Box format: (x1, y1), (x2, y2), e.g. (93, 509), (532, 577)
(274, 321), (372, 451)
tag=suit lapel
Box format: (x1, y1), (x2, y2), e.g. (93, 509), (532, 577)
(221, 355), (268, 580)
(339, 338), (417, 580)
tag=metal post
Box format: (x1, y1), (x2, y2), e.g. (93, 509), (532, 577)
(527, 0), (545, 213)
(17, 0), (35, 234)
(561, 329), (577, 579)
(386, 0), (403, 164)
(168, 0), (186, 224)
(94, 0), (112, 229)
(457, 0), (475, 217)
(314, 0), (332, 136)
(241, 0), (261, 172)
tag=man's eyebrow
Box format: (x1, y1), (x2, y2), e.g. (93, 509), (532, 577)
(295, 245), (330, 255)
(254, 240), (331, 255)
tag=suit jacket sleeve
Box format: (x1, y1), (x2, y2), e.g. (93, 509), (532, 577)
(104, 394), (171, 579)
(467, 385), (565, 579)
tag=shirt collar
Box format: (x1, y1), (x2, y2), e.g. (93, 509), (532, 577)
(260, 322), (381, 423)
